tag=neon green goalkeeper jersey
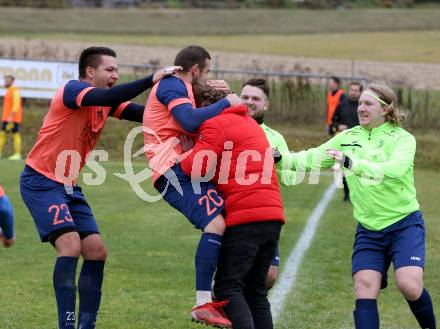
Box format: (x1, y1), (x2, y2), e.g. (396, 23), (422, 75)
(283, 122), (419, 231)
(260, 123), (296, 187)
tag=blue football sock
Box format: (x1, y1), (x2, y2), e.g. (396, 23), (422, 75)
(407, 288), (436, 329)
(53, 256), (79, 328)
(77, 260), (105, 329)
(195, 233), (222, 291)
(353, 299), (379, 329)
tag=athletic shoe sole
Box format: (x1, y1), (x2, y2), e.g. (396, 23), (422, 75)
(191, 317), (232, 328)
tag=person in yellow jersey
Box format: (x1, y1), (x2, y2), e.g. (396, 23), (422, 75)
(0, 75), (23, 160)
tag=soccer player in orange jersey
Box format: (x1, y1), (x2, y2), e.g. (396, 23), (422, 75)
(20, 46), (179, 329)
(144, 45), (241, 328)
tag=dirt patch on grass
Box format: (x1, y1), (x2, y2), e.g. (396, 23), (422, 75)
(1, 37), (440, 89)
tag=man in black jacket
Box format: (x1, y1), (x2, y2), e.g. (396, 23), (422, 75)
(332, 82), (362, 132)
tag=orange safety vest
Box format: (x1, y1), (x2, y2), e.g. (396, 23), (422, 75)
(2, 85), (22, 123)
(326, 89), (344, 125)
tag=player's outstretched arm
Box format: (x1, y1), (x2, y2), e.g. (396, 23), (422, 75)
(80, 76), (154, 107)
(111, 103), (145, 123)
(0, 195), (15, 248)
(171, 93), (241, 132)
(79, 66), (182, 108)
(327, 133), (416, 180)
(152, 66), (182, 84)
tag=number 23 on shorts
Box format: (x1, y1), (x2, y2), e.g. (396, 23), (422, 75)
(48, 204), (73, 225)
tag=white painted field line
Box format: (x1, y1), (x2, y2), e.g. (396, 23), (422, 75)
(269, 182), (338, 322)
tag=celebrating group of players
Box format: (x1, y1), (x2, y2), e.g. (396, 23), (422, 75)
(0, 44), (436, 329)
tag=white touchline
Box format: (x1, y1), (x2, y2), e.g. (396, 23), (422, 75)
(269, 182), (338, 322)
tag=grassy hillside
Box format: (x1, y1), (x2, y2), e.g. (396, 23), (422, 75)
(2, 8), (440, 63)
(1, 8), (440, 35)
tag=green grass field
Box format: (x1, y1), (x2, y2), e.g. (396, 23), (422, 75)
(277, 169), (440, 329)
(1, 160), (439, 328)
(1, 5), (439, 328)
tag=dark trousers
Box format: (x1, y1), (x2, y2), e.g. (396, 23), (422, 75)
(343, 176), (350, 199)
(214, 221), (282, 329)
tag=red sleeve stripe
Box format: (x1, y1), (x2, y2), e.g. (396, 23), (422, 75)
(113, 101), (131, 119)
(169, 98), (192, 111)
(76, 87), (95, 107)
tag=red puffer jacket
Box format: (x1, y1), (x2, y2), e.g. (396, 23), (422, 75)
(180, 104), (285, 227)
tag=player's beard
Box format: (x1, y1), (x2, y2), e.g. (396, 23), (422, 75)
(192, 74), (204, 86)
(246, 103), (264, 123)
(192, 77), (204, 86)
(253, 112), (264, 124)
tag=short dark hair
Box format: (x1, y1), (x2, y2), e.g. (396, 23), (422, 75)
(350, 81), (363, 91)
(78, 47), (116, 79)
(174, 45), (211, 73)
(330, 76), (341, 85)
(4, 75), (15, 80)
(242, 78), (270, 98)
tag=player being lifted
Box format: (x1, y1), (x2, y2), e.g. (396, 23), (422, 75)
(143, 45), (240, 328)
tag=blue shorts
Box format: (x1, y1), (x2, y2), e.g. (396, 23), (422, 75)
(352, 211), (425, 289)
(155, 164), (225, 231)
(271, 244), (280, 266)
(20, 165), (100, 243)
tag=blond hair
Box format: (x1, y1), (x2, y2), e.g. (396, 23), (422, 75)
(365, 83), (406, 125)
